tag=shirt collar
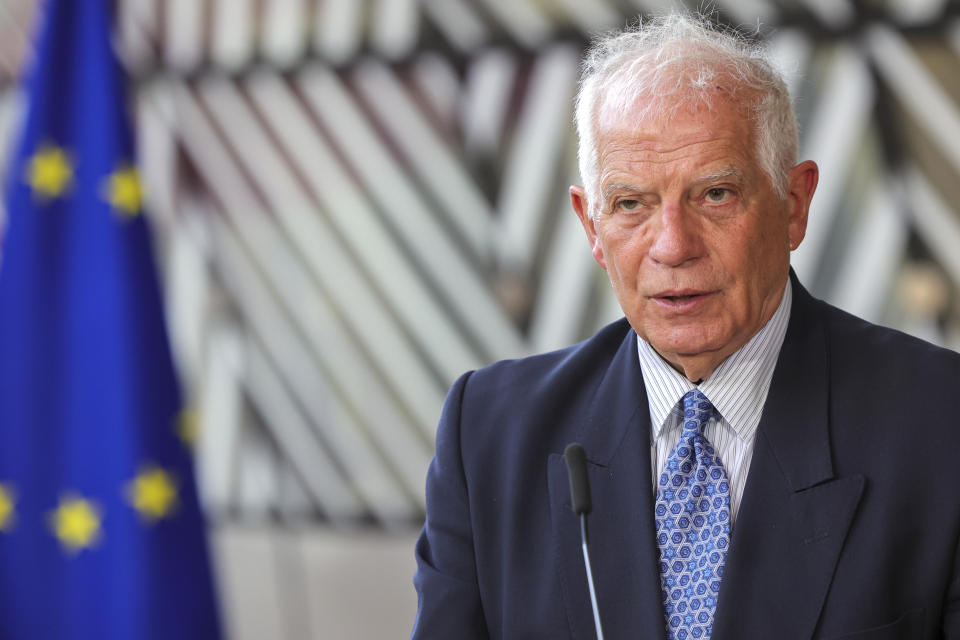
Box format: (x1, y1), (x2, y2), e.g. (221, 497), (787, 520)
(637, 280), (793, 441)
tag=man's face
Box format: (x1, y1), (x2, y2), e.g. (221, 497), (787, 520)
(571, 98), (818, 380)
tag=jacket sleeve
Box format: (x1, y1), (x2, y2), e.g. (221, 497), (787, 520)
(411, 371), (490, 639)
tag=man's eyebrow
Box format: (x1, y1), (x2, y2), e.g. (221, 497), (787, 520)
(694, 167), (746, 184)
(602, 182), (644, 199)
(601, 168), (746, 198)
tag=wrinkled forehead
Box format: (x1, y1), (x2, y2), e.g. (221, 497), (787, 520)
(594, 89), (756, 149)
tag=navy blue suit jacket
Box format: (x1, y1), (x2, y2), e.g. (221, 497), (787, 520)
(412, 277), (960, 639)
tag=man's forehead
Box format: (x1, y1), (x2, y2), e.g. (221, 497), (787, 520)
(594, 100), (756, 170)
(601, 101), (751, 138)
(595, 82), (758, 141)
(595, 125), (754, 173)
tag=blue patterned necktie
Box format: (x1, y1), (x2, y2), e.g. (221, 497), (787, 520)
(654, 389), (731, 640)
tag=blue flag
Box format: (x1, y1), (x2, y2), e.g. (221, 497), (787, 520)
(0, 1), (222, 637)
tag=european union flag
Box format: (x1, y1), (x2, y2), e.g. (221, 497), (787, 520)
(0, 0), (222, 637)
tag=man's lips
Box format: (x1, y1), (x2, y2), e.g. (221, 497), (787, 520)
(650, 290), (717, 310)
(652, 289), (712, 301)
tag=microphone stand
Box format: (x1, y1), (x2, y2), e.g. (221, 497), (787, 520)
(579, 512), (604, 640)
(565, 442), (605, 640)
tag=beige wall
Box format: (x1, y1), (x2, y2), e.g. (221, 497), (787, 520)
(214, 526), (419, 639)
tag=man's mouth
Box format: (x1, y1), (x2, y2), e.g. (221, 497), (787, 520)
(652, 290), (716, 310)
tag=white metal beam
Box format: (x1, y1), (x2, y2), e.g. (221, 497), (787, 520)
(766, 28), (813, 100)
(262, 0), (308, 67)
(210, 0), (256, 71)
(461, 47), (517, 160)
(475, 0), (552, 49)
(828, 180), (907, 323)
(371, 0), (419, 60)
(208, 192), (433, 508)
(189, 78), (453, 423)
(173, 83), (447, 433)
(799, 0), (855, 28)
(217, 214), (421, 523)
(888, 0), (947, 24)
(553, 0), (622, 34)
(495, 44), (581, 275)
(348, 60), (496, 260)
(420, 0), (488, 53)
(164, 0), (205, 71)
(527, 156), (601, 353)
(716, 0), (776, 29)
(867, 25), (960, 179)
(195, 327), (246, 516)
(315, 0), (364, 64)
(791, 46), (875, 283)
(118, 0), (159, 71)
(411, 53), (462, 131)
(907, 168), (960, 289)
(264, 69), (527, 362)
(172, 83), (443, 519)
(205, 75), (483, 383)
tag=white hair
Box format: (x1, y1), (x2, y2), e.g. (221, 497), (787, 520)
(574, 12), (798, 216)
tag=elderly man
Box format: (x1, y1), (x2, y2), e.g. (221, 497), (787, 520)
(412, 12), (960, 640)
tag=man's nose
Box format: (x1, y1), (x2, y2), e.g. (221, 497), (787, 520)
(647, 203), (702, 267)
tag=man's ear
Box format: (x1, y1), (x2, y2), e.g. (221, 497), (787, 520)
(786, 160), (819, 251)
(570, 185), (607, 269)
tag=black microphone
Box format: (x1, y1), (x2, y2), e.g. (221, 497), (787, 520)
(564, 443), (605, 640)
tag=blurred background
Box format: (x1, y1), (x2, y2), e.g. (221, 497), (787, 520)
(1, 0), (959, 637)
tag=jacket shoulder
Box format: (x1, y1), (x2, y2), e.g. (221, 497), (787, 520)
(817, 299), (960, 380)
(468, 317), (632, 392)
(451, 318), (633, 458)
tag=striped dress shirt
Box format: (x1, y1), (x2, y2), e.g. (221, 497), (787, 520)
(637, 281), (792, 526)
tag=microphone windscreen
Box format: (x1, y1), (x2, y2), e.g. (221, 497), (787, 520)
(564, 443), (592, 515)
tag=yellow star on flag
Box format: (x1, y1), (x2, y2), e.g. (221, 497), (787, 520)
(127, 466), (178, 522)
(0, 484), (15, 532)
(103, 165), (142, 217)
(25, 144), (73, 200)
(49, 494), (102, 554)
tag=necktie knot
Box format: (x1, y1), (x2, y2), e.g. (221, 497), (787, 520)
(681, 389), (714, 439)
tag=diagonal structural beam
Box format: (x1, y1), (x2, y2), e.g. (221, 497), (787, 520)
(828, 179), (907, 323)
(907, 168), (960, 288)
(791, 45), (874, 284)
(347, 60), (497, 262)
(495, 44), (581, 276)
(175, 81), (445, 432)
(475, 0), (552, 49)
(215, 211), (424, 523)
(262, 0), (308, 67)
(420, 0), (488, 53)
(867, 25), (960, 180)
(172, 83), (439, 522)
(210, 0), (256, 71)
(292, 66), (525, 361)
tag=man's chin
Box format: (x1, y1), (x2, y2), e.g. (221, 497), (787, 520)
(641, 325), (724, 356)
(643, 330), (730, 366)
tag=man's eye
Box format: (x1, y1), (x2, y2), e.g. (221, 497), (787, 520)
(617, 199), (641, 211)
(705, 188), (730, 202)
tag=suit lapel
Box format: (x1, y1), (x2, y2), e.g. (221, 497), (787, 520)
(548, 329), (668, 639)
(712, 278), (865, 640)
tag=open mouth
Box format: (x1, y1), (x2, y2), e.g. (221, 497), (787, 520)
(653, 291), (715, 309)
